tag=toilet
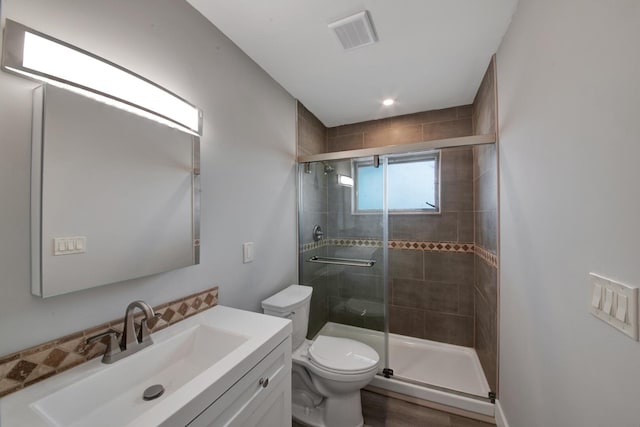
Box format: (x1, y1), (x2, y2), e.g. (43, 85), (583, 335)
(262, 285), (379, 427)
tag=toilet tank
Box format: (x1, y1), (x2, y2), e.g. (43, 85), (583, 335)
(261, 285), (312, 350)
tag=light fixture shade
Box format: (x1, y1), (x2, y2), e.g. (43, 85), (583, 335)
(1, 19), (202, 136)
(338, 174), (354, 187)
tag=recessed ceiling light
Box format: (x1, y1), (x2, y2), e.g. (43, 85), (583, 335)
(382, 98), (395, 106)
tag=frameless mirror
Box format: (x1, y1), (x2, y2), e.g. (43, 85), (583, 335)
(31, 84), (200, 297)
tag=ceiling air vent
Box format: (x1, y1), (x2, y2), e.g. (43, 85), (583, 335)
(328, 11), (378, 50)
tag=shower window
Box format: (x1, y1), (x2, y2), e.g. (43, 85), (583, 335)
(353, 151), (440, 214)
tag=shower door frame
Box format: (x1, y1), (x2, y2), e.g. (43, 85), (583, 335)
(297, 133), (497, 402)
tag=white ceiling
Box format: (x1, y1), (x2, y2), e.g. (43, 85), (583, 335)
(187, 0), (518, 127)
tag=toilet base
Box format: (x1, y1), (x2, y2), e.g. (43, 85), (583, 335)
(291, 391), (364, 427)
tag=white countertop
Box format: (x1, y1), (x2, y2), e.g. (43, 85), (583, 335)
(0, 305), (291, 427)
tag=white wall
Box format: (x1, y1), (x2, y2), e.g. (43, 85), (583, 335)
(497, 0), (640, 425)
(0, 0), (297, 356)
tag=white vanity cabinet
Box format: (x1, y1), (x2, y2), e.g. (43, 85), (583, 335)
(187, 337), (292, 427)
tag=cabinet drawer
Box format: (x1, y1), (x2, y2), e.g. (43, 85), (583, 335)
(188, 337), (291, 427)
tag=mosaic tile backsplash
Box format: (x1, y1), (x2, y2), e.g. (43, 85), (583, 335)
(0, 286), (218, 398)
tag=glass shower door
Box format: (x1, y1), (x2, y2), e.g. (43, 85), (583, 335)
(298, 156), (389, 373)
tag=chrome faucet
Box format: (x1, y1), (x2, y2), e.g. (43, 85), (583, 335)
(122, 300), (156, 349)
(87, 300), (159, 364)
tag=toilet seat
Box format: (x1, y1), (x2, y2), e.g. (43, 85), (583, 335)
(308, 336), (379, 375)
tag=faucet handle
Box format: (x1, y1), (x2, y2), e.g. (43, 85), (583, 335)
(136, 313), (161, 344)
(86, 329), (122, 363)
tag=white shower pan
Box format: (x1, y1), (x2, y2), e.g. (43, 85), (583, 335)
(316, 322), (494, 417)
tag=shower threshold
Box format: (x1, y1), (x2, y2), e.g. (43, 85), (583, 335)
(315, 322), (494, 417)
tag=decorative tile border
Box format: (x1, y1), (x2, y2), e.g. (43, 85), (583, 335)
(474, 245), (498, 268)
(302, 237), (475, 253)
(389, 240), (474, 253)
(301, 240), (326, 252)
(328, 238), (385, 248)
(0, 286), (218, 398)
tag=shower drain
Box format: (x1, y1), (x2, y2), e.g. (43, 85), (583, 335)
(143, 384), (165, 401)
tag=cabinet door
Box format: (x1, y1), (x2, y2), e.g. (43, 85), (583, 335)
(188, 338), (291, 427)
(230, 372), (291, 427)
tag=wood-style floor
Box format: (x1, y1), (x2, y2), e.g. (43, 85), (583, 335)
(292, 390), (495, 427)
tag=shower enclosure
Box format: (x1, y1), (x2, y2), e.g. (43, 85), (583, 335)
(298, 140), (498, 416)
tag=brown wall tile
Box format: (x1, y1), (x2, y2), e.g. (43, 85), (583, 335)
(297, 101), (328, 156)
(334, 118), (387, 137)
(328, 133), (364, 152)
(338, 273), (384, 301)
(326, 104), (474, 153)
(475, 255), (498, 314)
(423, 118), (473, 141)
(458, 283), (475, 316)
(471, 89), (499, 390)
(458, 211), (474, 242)
(389, 305), (425, 338)
(392, 278), (458, 313)
(423, 311), (474, 347)
(390, 213), (459, 242)
(474, 164), (497, 213)
(472, 57), (496, 136)
(424, 252), (474, 284)
(389, 249), (424, 280)
(457, 105), (473, 118)
(441, 180), (473, 212)
(389, 108), (459, 127)
(308, 275), (328, 339)
(475, 210), (497, 254)
(473, 143), (496, 180)
(298, 116), (327, 156)
(475, 288), (497, 391)
(441, 147), (474, 183)
(364, 124), (423, 148)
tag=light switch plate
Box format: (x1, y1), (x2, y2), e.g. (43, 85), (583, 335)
(589, 273), (638, 340)
(243, 242), (254, 264)
(53, 236), (87, 255)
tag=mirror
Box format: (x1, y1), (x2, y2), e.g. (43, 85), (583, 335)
(31, 84), (200, 297)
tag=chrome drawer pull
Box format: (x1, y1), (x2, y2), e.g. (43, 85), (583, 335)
(259, 377), (269, 388)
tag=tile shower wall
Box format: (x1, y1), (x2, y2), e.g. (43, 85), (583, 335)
(388, 147), (475, 346)
(297, 102), (328, 156)
(327, 106), (473, 152)
(325, 158), (386, 333)
(297, 102), (330, 337)
(321, 105), (477, 345)
(320, 149), (476, 346)
(297, 102), (496, 354)
(299, 161), (329, 338)
(472, 57), (499, 393)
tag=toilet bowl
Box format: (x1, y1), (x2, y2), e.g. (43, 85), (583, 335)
(262, 285), (380, 427)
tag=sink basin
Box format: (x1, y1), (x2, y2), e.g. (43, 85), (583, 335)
(32, 324), (247, 427)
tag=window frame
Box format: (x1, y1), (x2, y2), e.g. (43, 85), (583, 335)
(351, 150), (441, 215)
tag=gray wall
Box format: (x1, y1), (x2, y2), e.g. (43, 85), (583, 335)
(497, 0), (640, 425)
(0, 0), (297, 356)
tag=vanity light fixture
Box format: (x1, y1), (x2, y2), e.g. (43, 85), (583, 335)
(382, 98), (395, 106)
(1, 19), (202, 136)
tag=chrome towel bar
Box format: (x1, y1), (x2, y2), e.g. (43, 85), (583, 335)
(306, 255), (375, 268)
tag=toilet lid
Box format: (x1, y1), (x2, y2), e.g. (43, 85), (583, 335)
(308, 336), (379, 374)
